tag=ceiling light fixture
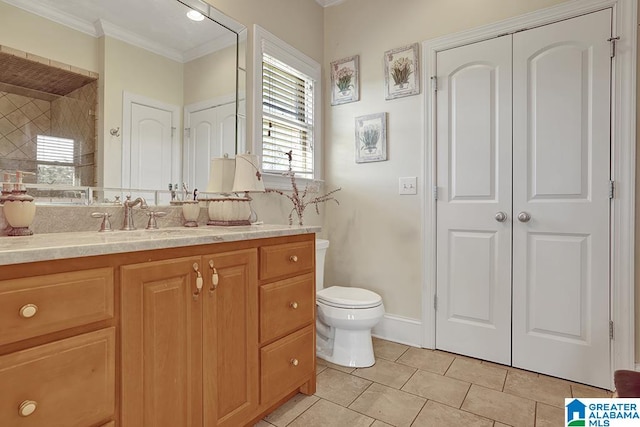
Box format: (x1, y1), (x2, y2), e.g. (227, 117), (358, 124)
(186, 10), (205, 21)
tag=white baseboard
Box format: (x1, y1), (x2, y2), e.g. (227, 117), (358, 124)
(372, 314), (423, 348)
(634, 363), (640, 371)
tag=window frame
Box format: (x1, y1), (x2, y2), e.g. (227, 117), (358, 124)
(252, 25), (322, 190)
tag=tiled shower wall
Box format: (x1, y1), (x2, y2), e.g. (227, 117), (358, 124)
(0, 81), (97, 185)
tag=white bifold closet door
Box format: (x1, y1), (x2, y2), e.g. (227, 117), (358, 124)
(436, 9), (612, 388)
(435, 35), (513, 366)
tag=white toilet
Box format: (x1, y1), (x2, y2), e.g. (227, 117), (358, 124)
(315, 239), (385, 367)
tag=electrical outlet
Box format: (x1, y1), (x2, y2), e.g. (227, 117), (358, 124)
(399, 177), (417, 195)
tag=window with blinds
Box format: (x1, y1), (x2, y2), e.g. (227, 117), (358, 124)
(262, 53), (314, 179)
(36, 135), (76, 185)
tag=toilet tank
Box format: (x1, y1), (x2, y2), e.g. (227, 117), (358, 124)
(315, 239), (330, 291)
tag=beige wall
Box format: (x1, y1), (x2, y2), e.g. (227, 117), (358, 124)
(101, 37), (184, 188)
(0, 2), (98, 72)
(184, 45), (237, 105)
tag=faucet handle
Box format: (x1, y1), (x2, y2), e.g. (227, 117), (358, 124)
(91, 212), (113, 232)
(145, 211), (167, 229)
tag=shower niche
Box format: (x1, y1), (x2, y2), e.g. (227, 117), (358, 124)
(0, 46), (98, 187)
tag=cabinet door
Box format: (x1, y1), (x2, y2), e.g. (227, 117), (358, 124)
(121, 256), (203, 427)
(202, 249), (258, 427)
(0, 328), (115, 427)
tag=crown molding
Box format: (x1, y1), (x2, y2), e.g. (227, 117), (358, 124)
(2, 0), (96, 36)
(3, 0), (230, 63)
(314, 0), (347, 7)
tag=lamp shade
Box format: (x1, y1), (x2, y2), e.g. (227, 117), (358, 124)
(206, 156), (235, 193)
(232, 154), (265, 193)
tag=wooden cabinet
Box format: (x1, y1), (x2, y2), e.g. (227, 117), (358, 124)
(257, 239), (316, 409)
(121, 249), (260, 427)
(121, 256), (203, 427)
(0, 266), (116, 427)
(202, 250), (258, 427)
(0, 267), (114, 346)
(0, 328), (115, 427)
(1, 232), (315, 427)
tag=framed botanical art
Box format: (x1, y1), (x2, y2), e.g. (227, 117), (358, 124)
(330, 55), (359, 105)
(355, 112), (387, 163)
(384, 43), (420, 100)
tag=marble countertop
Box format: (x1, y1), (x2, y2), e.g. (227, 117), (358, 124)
(0, 224), (321, 266)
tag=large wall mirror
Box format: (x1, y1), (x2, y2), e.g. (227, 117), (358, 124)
(0, 0), (246, 203)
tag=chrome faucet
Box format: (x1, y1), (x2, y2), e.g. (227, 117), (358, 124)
(122, 195), (148, 230)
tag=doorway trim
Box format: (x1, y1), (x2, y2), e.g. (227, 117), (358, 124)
(422, 0), (637, 387)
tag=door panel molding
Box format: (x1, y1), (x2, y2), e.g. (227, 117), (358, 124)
(423, 0), (636, 389)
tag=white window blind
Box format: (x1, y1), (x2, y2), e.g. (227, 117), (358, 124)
(262, 53), (314, 179)
(36, 135), (76, 185)
(37, 135), (74, 163)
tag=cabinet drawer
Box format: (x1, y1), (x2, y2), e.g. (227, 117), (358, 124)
(260, 273), (314, 344)
(0, 267), (114, 346)
(259, 241), (314, 280)
(261, 325), (314, 404)
(0, 327), (115, 427)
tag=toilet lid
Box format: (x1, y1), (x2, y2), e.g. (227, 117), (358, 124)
(317, 286), (382, 309)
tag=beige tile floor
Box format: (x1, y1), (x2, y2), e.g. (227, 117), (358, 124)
(256, 338), (613, 427)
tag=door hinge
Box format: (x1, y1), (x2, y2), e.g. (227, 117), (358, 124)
(431, 76), (438, 92)
(608, 36), (620, 58)
(610, 320), (614, 340)
(184, 128), (191, 138)
(433, 186), (439, 200)
(609, 180), (615, 199)
(433, 295), (438, 310)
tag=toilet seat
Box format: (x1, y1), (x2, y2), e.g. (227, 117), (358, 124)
(317, 286), (382, 309)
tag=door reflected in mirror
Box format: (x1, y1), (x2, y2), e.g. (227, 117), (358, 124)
(0, 0), (246, 197)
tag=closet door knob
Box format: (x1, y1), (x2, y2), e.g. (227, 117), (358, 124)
(517, 212), (531, 223)
(494, 212), (507, 222)
(19, 304), (38, 318)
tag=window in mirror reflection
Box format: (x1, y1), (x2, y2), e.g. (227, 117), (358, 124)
(36, 135), (76, 185)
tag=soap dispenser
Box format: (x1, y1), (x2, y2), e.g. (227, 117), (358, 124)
(3, 171), (36, 236)
(0, 171), (12, 205)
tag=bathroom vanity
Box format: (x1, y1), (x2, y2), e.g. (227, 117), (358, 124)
(0, 225), (318, 427)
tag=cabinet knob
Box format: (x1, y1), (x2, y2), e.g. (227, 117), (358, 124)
(19, 304), (38, 318)
(19, 400), (37, 417)
(290, 358), (299, 367)
(289, 302), (298, 309)
(289, 255), (298, 263)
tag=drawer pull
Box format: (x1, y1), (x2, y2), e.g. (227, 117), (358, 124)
(19, 400), (37, 417)
(209, 260), (219, 292)
(19, 304), (38, 318)
(289, 255), (298, 263)
(193, 263), (203, 300)
(289, 301), (299, 309)
(290, 358), (299, 367)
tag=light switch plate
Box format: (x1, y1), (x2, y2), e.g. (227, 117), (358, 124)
(399, 177), (417, 195)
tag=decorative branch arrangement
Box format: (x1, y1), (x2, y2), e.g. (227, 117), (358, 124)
(267, 151), (341, 226)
